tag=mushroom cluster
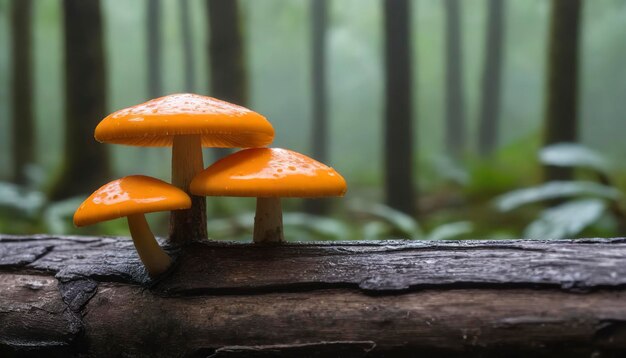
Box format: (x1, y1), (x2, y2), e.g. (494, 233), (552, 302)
(74, 93), (347, 277)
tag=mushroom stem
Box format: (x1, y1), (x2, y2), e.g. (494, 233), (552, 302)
(127, 214), (172, 277)
(170, 134), (207, 244)
(253, 197), (285, 243)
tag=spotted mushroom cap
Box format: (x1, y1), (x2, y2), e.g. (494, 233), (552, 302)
(73, 175), (191, 226)
(190, 148), (347, 198)
(95, 93), (274, 148)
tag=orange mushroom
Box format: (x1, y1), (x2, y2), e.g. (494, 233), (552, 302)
(190, 148), (347, 243)
(94, 93), (274, 244)
(73, 175), (191, 277)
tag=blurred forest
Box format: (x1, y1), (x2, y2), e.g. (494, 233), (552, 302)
(1, 0), (625, 241)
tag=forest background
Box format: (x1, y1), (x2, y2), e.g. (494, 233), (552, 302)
(1, 0), (625, 241)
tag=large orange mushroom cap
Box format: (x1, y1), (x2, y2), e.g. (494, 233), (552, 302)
(190, 148), (347, 198)
(74, 175), (191, 227)
(94, 93), (274, 147)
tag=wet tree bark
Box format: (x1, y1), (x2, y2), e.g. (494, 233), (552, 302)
(10, 0), (35, 185)
(478, 0), (505, 157)
(2, 235), (626, 357)
(206, 0), (247, 161)
(49, 0), (110, 200)
(304, 0), (330, 215)
(383, 0), (416, 216)
(142, 0), (163, 167)
(180, 0), (196, 93)
(543, 0), (582, 182)
(444, 0), (466, 160)
(147, 0), (162, 99)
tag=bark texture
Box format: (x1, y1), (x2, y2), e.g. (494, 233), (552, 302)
(10, 0), (35, 185)
(383, 0), (416, 216)
(206, 0), (247, 160)
(304, 0), (330, 215)
(478, 0), (505, 157)
(147, 0), (162, 99)
(544, 0), (582, 181)
(180, 0), (196, 92)
(2, 235), (626, 357)
(50, 0), (110, 200)
(444, 0), (466, 160)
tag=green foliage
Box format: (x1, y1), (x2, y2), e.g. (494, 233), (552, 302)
(362, 221), (390, 241)
(426, 221), (473, 241)
(539, 143), (611, 174)
(0, 181), (90, 235)
(282, 213), (352, 241)
(0, 181), (46, 217)
(0, 181), (45, 234)
(494, 181), (621, 212)
(203, 199), (475, 242)
(464, 135), (542, 197)
(42, 197), (84, 234)
(430, 156), (470, 187)
(206, 212), (353, 242)
(495, 143), (625, 240)
(2, 2), (626, 240)
(349, 200), (423, 239)
(523, 199), (606, 240)
(349, 199), (472, 241)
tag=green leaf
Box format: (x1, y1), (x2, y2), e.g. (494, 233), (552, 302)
(208, 212), (352, 241)
(0, 181), (46, 217)
(43, 197), (84, 234)
(362, 221), (392, 241)
(282, 213), (352, 241)
(426, 221), (473, 241)
(523, 198), (607, 240)
(539, 143), (611, 173)
(432, 156), (470, 186)
(349, 200), (423, 238)
(494, 181), (621, 212)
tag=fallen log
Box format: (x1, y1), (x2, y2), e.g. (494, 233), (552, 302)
(1, 235), (626, 357)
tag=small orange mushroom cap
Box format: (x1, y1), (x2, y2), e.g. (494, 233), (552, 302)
(74, 175), (191, 227)
(95, 93), (274, 147)
(190, 148), (347, 198)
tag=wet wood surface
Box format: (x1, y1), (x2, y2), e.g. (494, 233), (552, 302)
(1, 235), (626, 357)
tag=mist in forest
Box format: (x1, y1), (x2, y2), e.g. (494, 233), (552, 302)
(1, 0), (625, 241)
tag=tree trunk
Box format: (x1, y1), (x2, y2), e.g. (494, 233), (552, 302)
(147, 0), (162, 99)
(2, 235), (626, 356)
(49, 0), (110, 200)
(444, 0), (466, 160)
(180, 0), (195, 93)
(543, 0), (582, 181)
(304, 0), (330, 215)
(383, 0), (416, 216)
(478, 0), (505, 157)
(10, 0), (35, 186)
(206, 0), (247, 160)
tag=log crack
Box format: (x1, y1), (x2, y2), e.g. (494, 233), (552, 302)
(207, 341), (377, 357)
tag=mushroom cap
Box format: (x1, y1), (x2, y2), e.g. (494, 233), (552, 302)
(190, 148), (347, 198)
(74, 175), (191, 226)
(94, 93), (274, 148)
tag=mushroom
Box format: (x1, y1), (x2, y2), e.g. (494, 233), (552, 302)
(94, 93), (274, 244)
(190, 148), (347, 243)
(73, 175), (191, 277)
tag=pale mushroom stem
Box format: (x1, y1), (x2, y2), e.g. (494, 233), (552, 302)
(170, 134), (207, 244)
(253, 197), (285, 243)
(127, 214), (172, 277)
